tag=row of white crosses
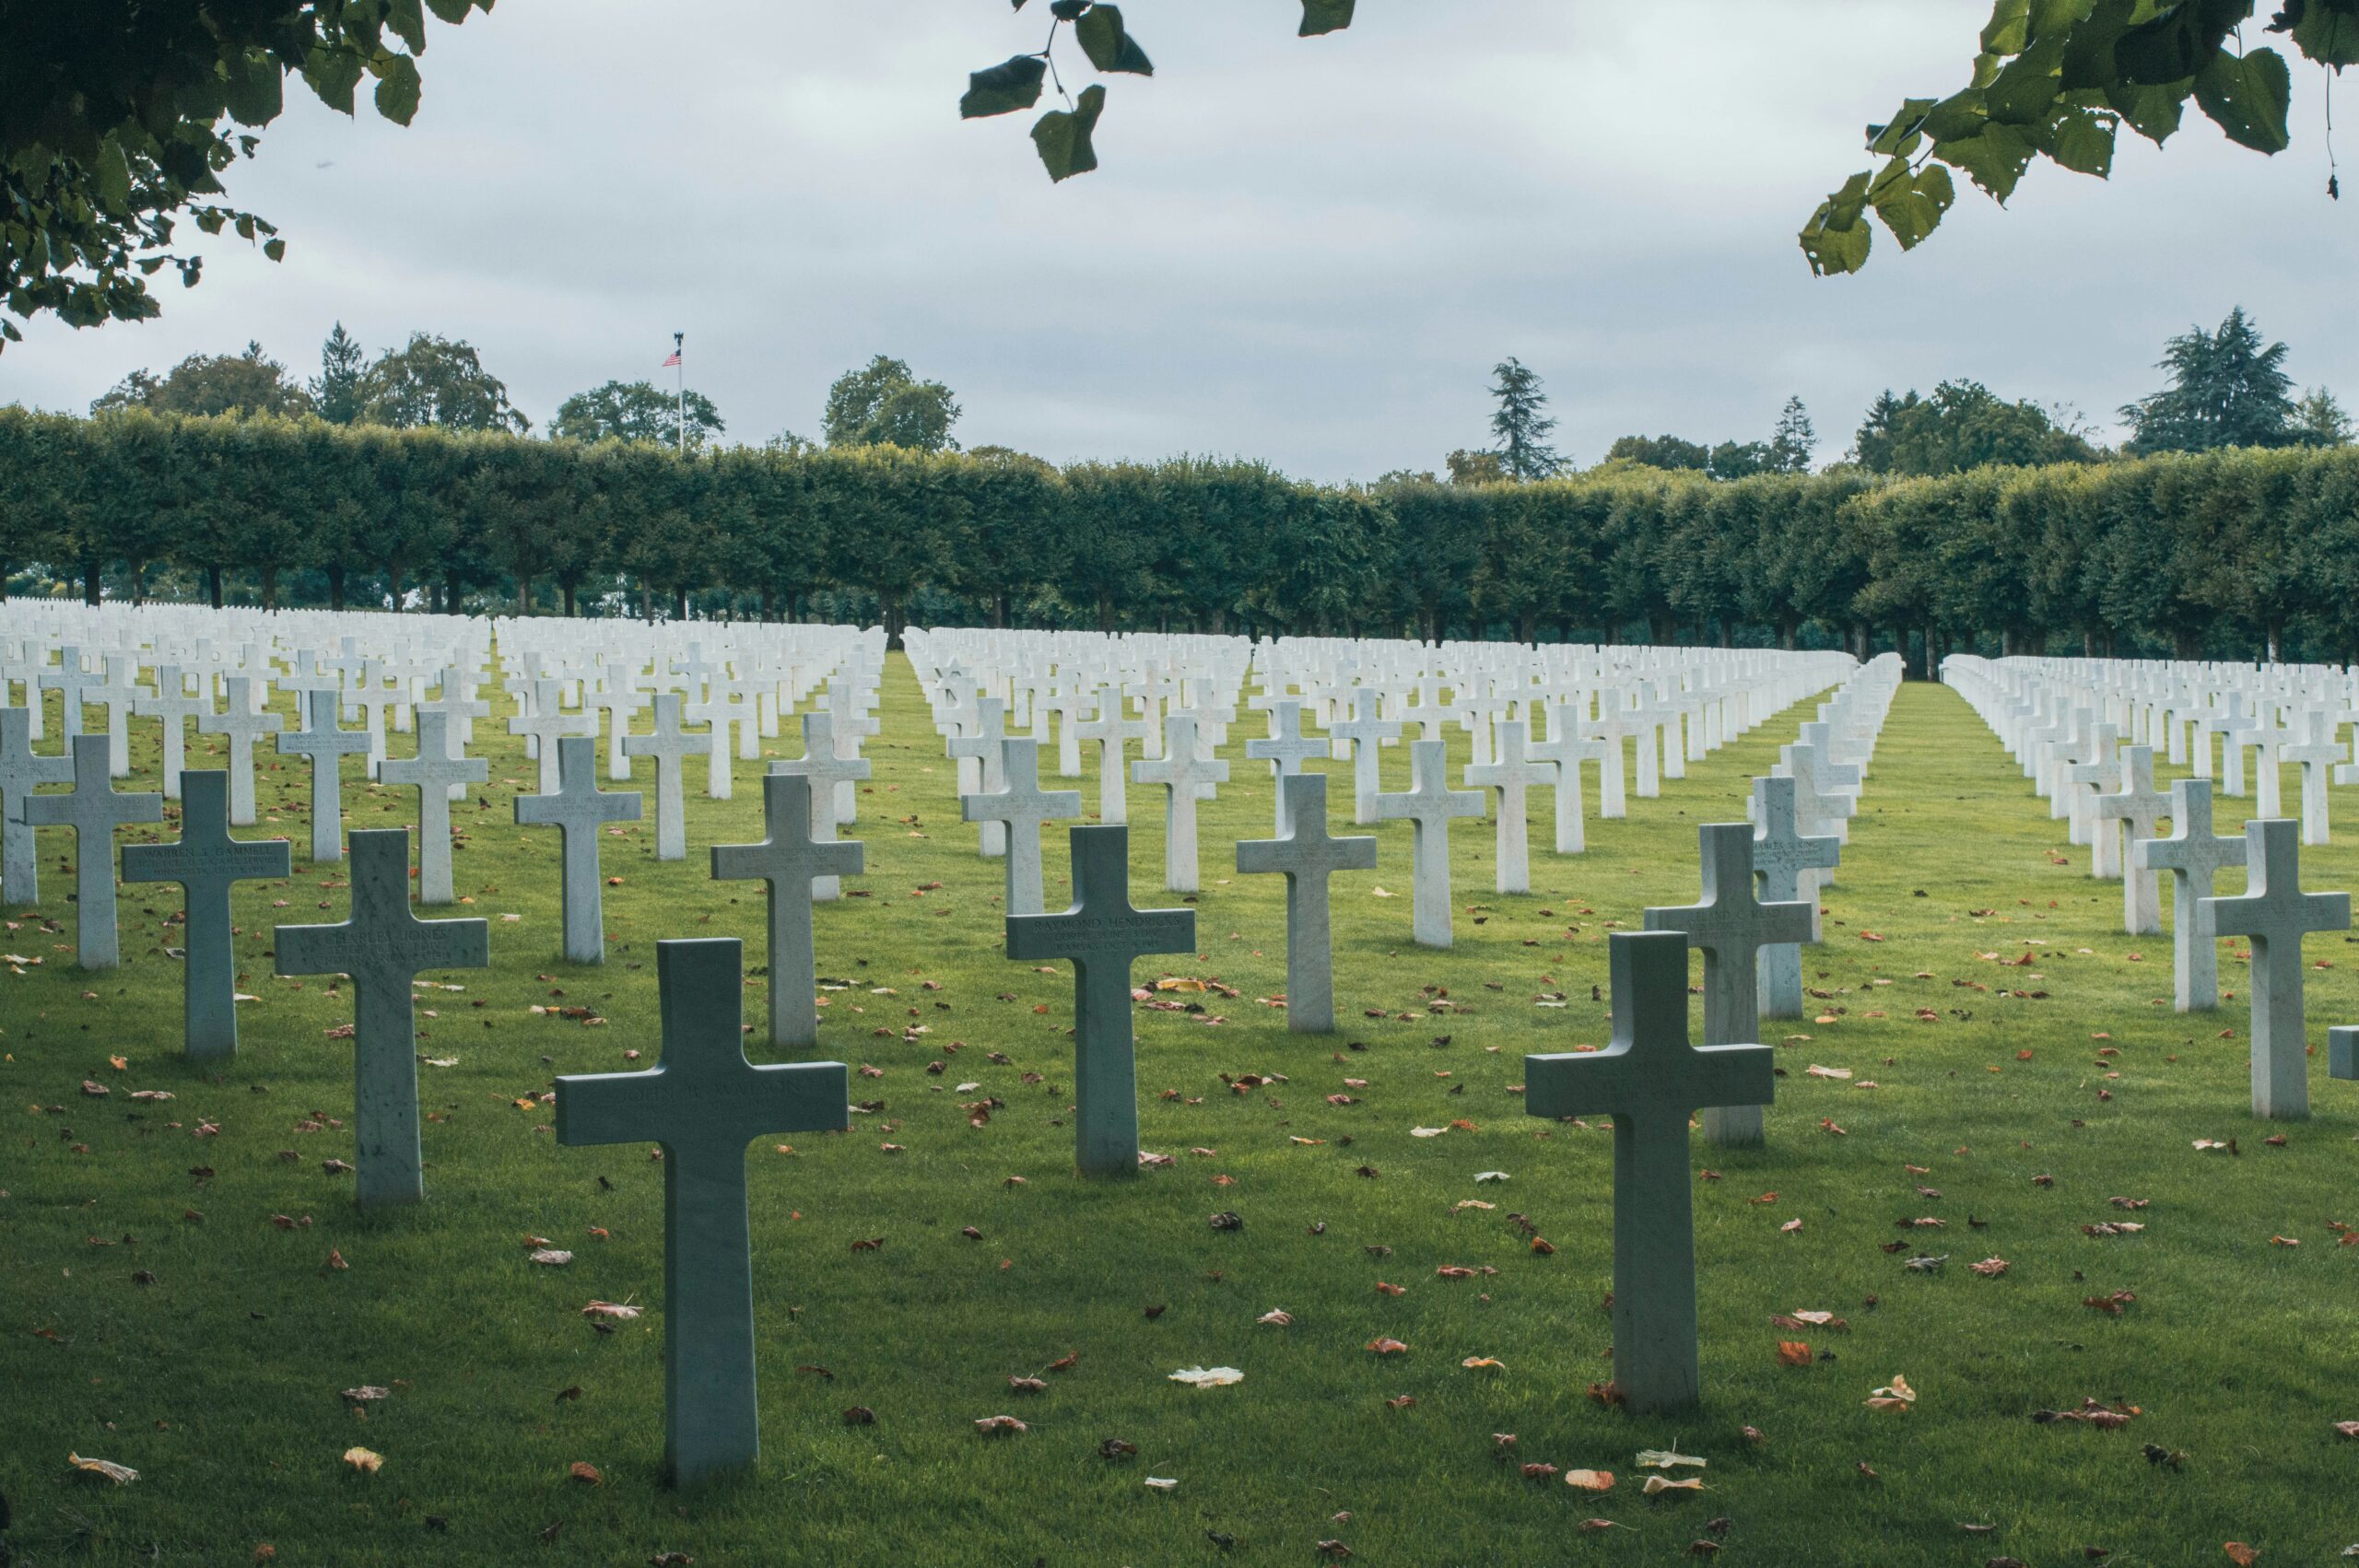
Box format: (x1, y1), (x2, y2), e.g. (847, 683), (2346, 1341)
(1948, 654), (2359, 1121)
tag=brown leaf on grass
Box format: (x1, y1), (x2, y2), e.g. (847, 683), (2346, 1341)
(2083, 1291), (2139, 1314)
(2224, 1545), (2259, 1566)
(1367, 1338), (1409, 1355)
(568, 1460), (602, 1485)
(1776, 1341), (1813, 1366)
(340, 1386), (390, 1403)
(1969, 1257), (2011, 1277)
(974, 1414), (1026, 1435)
(1565, 1468), (1615, 1492)
(1588, 1381), (1626, 1408)
(1643, 1475), (1705, 1494)
(341, 1445), (381, 1473)
(1521, 1462), (1559, 1480)
(581, 1300), (640, 1320)
(67, 1453), (138, 1483)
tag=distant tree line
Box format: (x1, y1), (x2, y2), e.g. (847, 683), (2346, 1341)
(6, 404), (2359, 670)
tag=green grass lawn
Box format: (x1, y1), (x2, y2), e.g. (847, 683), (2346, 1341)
(6, 654), (2359, 1566)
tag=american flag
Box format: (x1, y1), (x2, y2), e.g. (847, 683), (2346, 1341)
(661, 347), (681, 368)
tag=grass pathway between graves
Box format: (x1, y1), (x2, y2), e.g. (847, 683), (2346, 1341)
(5, 657), (2359, 1567)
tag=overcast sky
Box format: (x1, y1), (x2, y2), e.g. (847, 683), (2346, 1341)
(4, 2), (2350, 480)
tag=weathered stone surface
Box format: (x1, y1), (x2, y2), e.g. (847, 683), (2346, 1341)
(121, 770), (289, 1059)
(1236, 772), (1375, 1033)
(711, 773), (863, 1047)
(18, 734), (160, 968)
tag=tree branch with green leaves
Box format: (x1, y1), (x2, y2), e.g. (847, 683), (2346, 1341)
(959, 0), (1354, 181)
(1802, 0), (2357, 277)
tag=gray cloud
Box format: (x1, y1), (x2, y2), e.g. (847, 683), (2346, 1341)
(5, 1), (2349, 479)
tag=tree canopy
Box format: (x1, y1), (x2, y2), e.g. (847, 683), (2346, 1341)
(352, 331), (529, 433)
(1487, 357), (1564, 480)
(0, 0), (495, 346)
(1851, 380), (2099, 474)
(2120, 305), (2302, 452)
(89, 339), (314, 418)
(1802, 0), (2359, 276)
(822, 356), (961, 451)
(551, 379), (725, 450)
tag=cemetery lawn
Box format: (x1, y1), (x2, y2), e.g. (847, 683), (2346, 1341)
(8, 659), (2359, 1567)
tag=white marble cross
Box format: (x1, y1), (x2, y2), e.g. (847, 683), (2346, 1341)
(2201, 818), (2350, 1119)
(19, 734), (161, 967)
(509, 678), (579, 795)
(276, 688), (370, 863)
(555, 938), (848, 1486)
(1749, 773), (1839, 1017)
(1644, 823), (1810, 1146)
(961, 736), (1081, 916)
(515, 735), (643, 964)
(381, 712), (487, 904)
(1131, 715), (1228, 893)
(712, 773), (864, 1047)
(276, 828), (488, 1204)
(89, 654), (143, 777)
(2283, 709), (2341, 847)
(946, 696), (1012, 856)
(0, 706), (73, 902)
(769, 712), (869, 902)
(1529, 698), (1604, 854)
(1371, 738), (1484, 947)
(1006, 825), (1195, 1175)
(197, 675), (282, 826)
(1524, 930), (1772, 1414)
(1464, 719), (1556, 895)
(2095, 744), (2170, 935)
(1585, 699), (1631, 819)
(38, 647), (96, 741)
(134, 664), (209, 801)
(122, 770), (290, 1058)
(1073, 693), (1148, 825)
(622, 693), (712, 862)
(1236, 772), (1376, 1033)
(2133, 778), (2247, 1012)
(1327, 687), (1401, 826)
(1245, 700), (1329, 834)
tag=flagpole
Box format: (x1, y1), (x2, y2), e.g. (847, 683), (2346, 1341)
(674, 332), (685, 456)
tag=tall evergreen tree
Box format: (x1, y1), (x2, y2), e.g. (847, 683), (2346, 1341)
(1766, 395), (1816, 473)
(1487, 357), (1563, 480)
(2120, 307), (2299, 454)
(2292, 387), (2353, 447)
(311, 322), (365, 425)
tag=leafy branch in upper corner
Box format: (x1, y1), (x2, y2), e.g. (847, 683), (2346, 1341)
(961, 0), (1356, 182)
(0, 0), (498, 350)
(1801, 0), (2359, 276)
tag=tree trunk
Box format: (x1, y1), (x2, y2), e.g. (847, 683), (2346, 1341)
(1097, 591), (1114, 634)
(260, 567), (279, 612)
(672, 585), (688, 622)
(992, 591), (1008, 629)
(205, 564), (224, 608)
(441, 576), (458, 615)
(82, 561), (101, 605)
(327, 564), (346, 612)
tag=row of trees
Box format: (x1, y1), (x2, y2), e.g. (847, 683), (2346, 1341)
(6, 406), (2358, 667)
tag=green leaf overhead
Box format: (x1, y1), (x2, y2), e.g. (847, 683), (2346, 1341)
(1300, 0), (1357, 36)
(371, 53), (424, 125)
(1031, 83), (1106, 181)
(961, 54), (1049, 118)
(2191, 45), (2294, 150)
(1805, 0), (2345, 274)
(1076, 6), (1156, 75)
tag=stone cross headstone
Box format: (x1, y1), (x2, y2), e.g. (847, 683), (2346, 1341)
(1130, 715), (1229, 893)
(1371, 738), (1484, 947)
(276, 688), (370, 863)
(946, 696), (1011, 857)
(1464, 719), (1557, 895)
(1073, 694), (1146, 826)
(1245, 700), (1329, 834)
(769, 712), (868, 902)
(1524, 930), (1772, 1414)
(2201, 818), (2351, 1119)
(1749, 774), (1839, 1018)
(711, 773), (863, 1047)
(197, 675), (282, 827)
(510, 678), (578, 795)
(2133, 779), (2248, 1012)
(19, 734), (161, 967)
(39, 647), (95, 741)
(1643, 823), (1812, 1147)
(0, 706), (73, 903)
(961, 736), (1081, 916)
(2283, 709), (2341, 847)
(1529, 699), (1604, 854)
(1327, 687), (1401, 826)
(122, 770), (290, 1058)
(515, 735), (643, 964)
(381, 712), (487, 905)
(621, 693), (712, 862)
(275, 829), (488, 1204)
(1236, 772), (1377, 1033)
(134, 664), (209, 801)
(1006, 825), (1196, 1176)
(555, 938), (849, 1486)
(2094, 744), (2169, 936)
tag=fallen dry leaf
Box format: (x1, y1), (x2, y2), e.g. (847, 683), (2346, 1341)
(1565, 1468), (1615, 1492)
(341, 1445), (381, 1474)
(67, 1453), (138, 1484)
(1168, 1366), (1244, 1387)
